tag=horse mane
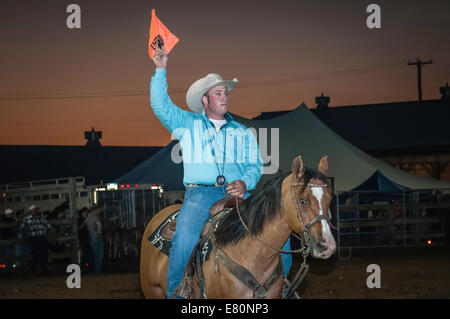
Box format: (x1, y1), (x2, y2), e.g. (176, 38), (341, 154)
(214, 168), (328, 247)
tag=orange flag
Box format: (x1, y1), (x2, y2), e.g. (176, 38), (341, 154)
(148, 9), (179, 58)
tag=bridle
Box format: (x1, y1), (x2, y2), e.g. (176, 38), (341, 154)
(234, 173), (334, 298)
(235, 174), (332, 254)
(290, 174), (335, 236)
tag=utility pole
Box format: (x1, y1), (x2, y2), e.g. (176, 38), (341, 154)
(407, 58), (433, 101)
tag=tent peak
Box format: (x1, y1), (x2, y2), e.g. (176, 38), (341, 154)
(293, 102), (310, 111)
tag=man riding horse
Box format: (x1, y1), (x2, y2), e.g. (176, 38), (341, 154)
(150, 43), (293, 298)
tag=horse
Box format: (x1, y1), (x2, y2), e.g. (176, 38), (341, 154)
(140, 155), (336, 298)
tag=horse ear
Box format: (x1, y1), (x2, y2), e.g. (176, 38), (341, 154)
(318, 155), (328, 175)
(292, 155), (304, 178)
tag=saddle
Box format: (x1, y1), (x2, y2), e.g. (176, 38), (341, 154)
(157, 197), (243, 243)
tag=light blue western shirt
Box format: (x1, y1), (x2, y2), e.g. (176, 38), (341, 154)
(150, 69), (263, 190)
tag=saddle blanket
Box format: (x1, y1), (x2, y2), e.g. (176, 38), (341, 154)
(147, 210), (179, 256)
(147, 207), (232, 264)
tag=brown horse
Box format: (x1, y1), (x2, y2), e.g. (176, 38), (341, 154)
(140, 155), (336, 298)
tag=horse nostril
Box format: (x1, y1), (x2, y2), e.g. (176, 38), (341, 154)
(315, 241), (327, 252)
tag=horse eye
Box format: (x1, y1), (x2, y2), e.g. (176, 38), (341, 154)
(299, 199), (308, 205)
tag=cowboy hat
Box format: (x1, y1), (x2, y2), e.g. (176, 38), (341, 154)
(186, 74), (239, 113)
(28, 205), (38, 211)
(5, 208), (14, 215)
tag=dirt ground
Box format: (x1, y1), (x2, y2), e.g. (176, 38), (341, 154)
(1, 246), (449, 299)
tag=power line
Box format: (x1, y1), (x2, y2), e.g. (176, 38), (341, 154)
(429, 61), (450, 72)
(0, 60), (406, 101)
(434, 60), (450, 68)
(0, 118), (160, 126)
(238, 60), (406, 89)
(0, 92), (150, 101)
(0, 88), (427, 127)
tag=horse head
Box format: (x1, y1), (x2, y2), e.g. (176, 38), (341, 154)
(283, 155), (336, 259)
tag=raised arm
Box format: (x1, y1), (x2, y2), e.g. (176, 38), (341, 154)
(150, 42), (190, 137)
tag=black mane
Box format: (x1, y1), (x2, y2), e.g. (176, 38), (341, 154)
(214, 168), (328, 247)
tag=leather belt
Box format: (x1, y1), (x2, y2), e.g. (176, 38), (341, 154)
(187, 183), (226, 189)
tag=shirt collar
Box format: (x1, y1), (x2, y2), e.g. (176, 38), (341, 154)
(201, 109), (233, 123)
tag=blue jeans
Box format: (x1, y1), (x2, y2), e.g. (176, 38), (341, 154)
(166, 186), (292, 298)
(90, 236), (103, 275)
(30, 236), (49, 273)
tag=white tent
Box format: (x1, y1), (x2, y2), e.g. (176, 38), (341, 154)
(115, 140), (184, 191)
(236, 104), (450, 192)
(115, 104), (450, 192)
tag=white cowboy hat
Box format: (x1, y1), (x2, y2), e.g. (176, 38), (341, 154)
(28, 205), (38, 211)
(186, 74), (239, 113)
(5, 208), (14, 215)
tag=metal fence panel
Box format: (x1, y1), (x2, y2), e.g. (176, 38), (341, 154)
(336, 188), (450, 259)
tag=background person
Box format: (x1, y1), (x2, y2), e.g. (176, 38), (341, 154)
(18, 205), (51, 275)
(86, 205), (104, 275)
(77, 207), (92, 272)
(0, 208), (18, 267)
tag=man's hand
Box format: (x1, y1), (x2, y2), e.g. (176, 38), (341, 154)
(153, 41), (168, 69)
(226, 180), (247, 199)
